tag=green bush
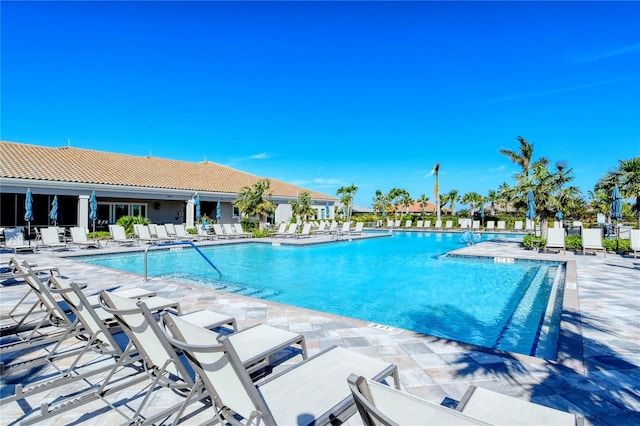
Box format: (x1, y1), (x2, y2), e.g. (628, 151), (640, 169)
(88, 231), (111, 240)
(252, 229), (272, 238)
(239, 217), (260, 231)
(565, 235), (581, 251)
(116, 215), (150, 236)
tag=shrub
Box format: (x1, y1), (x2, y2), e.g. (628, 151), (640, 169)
(116, 215), (150, 236)
(88, 231), (111, 240)
(565, 235), (581, 251)
(239, 217), (260, 231)
(252, 229), (272, 238)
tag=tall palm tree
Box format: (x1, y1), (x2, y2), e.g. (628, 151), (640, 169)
(373, 189), (387, 217)
(497, 182), (512, 214)
(500, 136), (549, 185)
(400, 191), (413, 215)
(462, 191), (483, 218)
(418, 193), (430, 217)
(486, 190), (498, 216)
(386, 188), (404, 218)
(289, 192), (316, 223)
(336, 184), (358, 221)
(431, 163), (441, 221)
(446, 189), (459, 215)
(234, 178), (275, 230)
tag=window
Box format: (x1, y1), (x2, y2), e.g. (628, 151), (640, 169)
(232, 206), (240, 218)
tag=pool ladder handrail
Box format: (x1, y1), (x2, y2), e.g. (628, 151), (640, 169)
(143, 241), (222, 281)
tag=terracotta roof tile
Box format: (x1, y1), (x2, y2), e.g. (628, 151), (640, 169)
(0, 141), (334, 200)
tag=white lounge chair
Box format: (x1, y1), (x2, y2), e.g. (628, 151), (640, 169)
(296, 223), (312, 238)
(434, 220), (442, 229)
(164, 223), (177, 237)
(339, 221), (351, 235)
(497, 221), (506, 231)
(272, 222), (287, 237)
(350, 222), (364, 235)
(2, 228), (36, 254)
(233, 223), (252, 238)
(445, 220), (454, 229)
(97, 293), (308, 425)
(174, 223), (196, 241)
(151, 223), (174, 242)
(109, 224), (137, 246)
(581, 228), (606, 257)
(161, 313), (399, 426)
(513, 220), (524, 232)
(282, 223), (298, 238)
(223, 223), (241, 238)
(404, 220), (412, 228)
(394, 220), (401, 228)
(70, 226), (101, 248)
(134, 224), (159, 244)
(544, 227), (566, 254)
(212, 223), (230, 239)
(386, 220), (394, 228)
(630, 229), (640, 259)
(348, 375), (583, 426)
(39, 227), (68, 251)
(486, 221), (495, 231)
(416, 220), (423, 228)
(424, 220), (431, 229)
(472, 220), (481, 230)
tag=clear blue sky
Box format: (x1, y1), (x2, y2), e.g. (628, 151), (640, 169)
(2, 1), (639, 207)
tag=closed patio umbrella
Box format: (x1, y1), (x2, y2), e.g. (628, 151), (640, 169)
(194, 195), (201, 221)
(89, 191), (98, 233)
(49, 196), (59, 226)
(216, 201), (222, 221)
(325, 202), (330, 219)
(526, 190), (536, 220)
(24, 188), (33, 245)
(611, 185), (622, 221)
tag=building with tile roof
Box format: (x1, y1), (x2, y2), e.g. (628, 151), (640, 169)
(0, 141), (336, 231)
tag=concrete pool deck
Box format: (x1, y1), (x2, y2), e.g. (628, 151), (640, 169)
(1, 235), (638, 425)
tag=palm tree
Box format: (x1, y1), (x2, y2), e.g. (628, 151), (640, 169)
(597, 156), (640, 226)
(336, 184), (358, 221)
(386, 188), (404, 219)
(234, 178), (275, 230)
(499, 136), (549, 184)
(497, 182), (512, 214)
(418, 193), (430, 217)
(486, 190), (498, 216)
(373, 189), (387, 218)
(462, 191), (483, 218)
(289, 192), (316, 223)
(446, 189), (459, 215)
(431, 163), (441, 221)
(400, 191), (413, 215)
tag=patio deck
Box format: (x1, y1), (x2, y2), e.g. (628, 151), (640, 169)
(1, 235), (638, 425)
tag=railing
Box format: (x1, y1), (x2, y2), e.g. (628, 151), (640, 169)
(143, 241), (222, 281)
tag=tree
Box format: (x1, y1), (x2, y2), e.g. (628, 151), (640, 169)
(431, 163), (441, 221)
(462, 192), (483, 218)
(234, 178), (275, 230)
(289, 192), (316, 223)
(336, 184), (358, 221)
(497, 182), (513, 214)
(386, 188), (404, 218)
(446, 189), (459, 215)
(418, 193), (430, 216)
(400, 190), (413, 214)
(486, 190), (498, 216)
(596, 156), (640, 226)
(499, 136), (548, 185)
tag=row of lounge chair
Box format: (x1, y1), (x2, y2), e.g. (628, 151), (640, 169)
(272, 221), (365, 238)
(1, 258), (583, 425)
(542, 227), (640, 257)
(1, 226), (102, 253)
(384, 219), (532, 231)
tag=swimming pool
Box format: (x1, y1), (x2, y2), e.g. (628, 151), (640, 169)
(82, 232), (564, 359)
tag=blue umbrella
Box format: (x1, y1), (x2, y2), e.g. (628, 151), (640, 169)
(194, 195), (201, 220)
(526, 190), (536, 220)
(24, 188), (33, 222)
(49, 196), (59, 225)
(24, 188), (33, 244)
(89, 191), (98, 233)
(610, 185), (622, 221)
(555, 211), (563, 220)
(216, 201), (222, 221)
(325, 202), (330, 219)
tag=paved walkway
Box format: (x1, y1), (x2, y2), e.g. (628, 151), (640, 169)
(1, 234), (638, 425)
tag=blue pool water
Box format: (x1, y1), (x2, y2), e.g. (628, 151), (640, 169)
(82, 232), (564, 358)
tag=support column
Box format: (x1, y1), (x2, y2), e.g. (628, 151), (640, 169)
(78, 195), (89, 230)
(186, 199), (194, 229)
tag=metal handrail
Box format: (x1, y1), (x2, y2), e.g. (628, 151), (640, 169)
(144, 241), (222, 281)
